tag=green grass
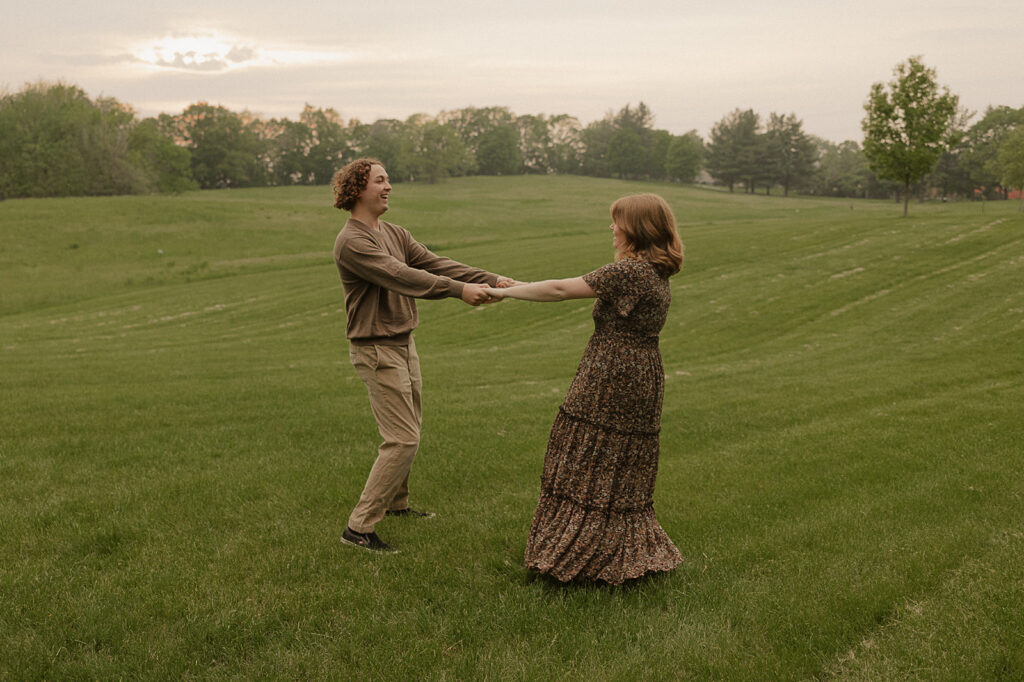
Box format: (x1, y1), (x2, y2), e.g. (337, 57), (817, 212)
(2, 177), (1023, 679)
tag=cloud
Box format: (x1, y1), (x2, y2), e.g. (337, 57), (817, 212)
(134, 34), (257, 73)
(225, 45), (257, 64)
(129, 32), (348, 74)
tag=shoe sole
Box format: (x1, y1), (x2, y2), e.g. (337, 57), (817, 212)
(341, 536), (398, 553)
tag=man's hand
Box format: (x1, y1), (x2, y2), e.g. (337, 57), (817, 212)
(495, 276), (524, 288)
(461, 283), (492, 306)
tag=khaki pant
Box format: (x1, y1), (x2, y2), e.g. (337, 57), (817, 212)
(347, 339), (422, 533)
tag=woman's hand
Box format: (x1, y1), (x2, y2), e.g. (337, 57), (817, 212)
(483, 286), (506, 301)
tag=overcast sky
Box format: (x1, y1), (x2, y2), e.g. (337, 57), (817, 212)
(3, 0), (1022, 143)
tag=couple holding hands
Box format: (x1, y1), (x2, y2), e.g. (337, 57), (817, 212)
(332, 158), (683, 585)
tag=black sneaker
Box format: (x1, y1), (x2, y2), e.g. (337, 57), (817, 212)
(385, 508), (436, 518)
(341, 526), (397, 552)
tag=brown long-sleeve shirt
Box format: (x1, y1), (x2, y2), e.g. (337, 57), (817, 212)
(334, 218), (499, 345)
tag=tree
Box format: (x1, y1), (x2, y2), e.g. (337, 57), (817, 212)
(301, 105), (349, 184)
(997, 127), (1024, 212)
(166, 103), (267, 188)
(960, 105), (1024, 199)
(763, 113), (818, 196)
(644, 129), (672, 180)
(608, 127), (645, 179)
(608, 102), (669, 180)
(475, 124), (521, 175)
(127, 118), (197, 193)
(928, 145), (974, 199)
(809, 138), (899, 199)
(267, 118), (313, 185)
(862, 56), (960, 216)
(706, 108), (760, 192)
(580, 115), (616, 178)
(579, 103), (663, 180)
(545, 114), (584, 175)
(0, 81), (184, 198)
(359, 119), (411, 180)
(516, 114), (553, 174)
(664, 131), (703, 182)
(403, 115), (472, 182)
(438, 106), (518, 175)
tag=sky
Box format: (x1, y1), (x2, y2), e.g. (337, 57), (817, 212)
(2, 0), (1023, 143)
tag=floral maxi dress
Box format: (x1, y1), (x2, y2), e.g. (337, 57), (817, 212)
(524, 258), (684, 584)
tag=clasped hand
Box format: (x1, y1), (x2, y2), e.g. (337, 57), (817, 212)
(461, 277), (523, 306)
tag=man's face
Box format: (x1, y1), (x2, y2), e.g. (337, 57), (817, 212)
(357, 164), (391, 216)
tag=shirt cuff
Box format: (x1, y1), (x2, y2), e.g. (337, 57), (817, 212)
(447, 279), (466, 299)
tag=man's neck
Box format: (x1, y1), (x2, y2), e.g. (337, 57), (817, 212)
(350, 206), (381, 230)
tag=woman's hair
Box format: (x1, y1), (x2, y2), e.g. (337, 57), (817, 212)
(331, 158), (384, 211)
(611, 193), (684, 277)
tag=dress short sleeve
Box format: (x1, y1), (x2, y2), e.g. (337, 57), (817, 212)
(583, 260), (638, 317)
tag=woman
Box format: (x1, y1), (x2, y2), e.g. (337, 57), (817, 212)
(485, 193), (684, 584)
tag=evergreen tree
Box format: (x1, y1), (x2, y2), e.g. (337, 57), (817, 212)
(706, 109), (760, 192)
(763, 113), (817, 196)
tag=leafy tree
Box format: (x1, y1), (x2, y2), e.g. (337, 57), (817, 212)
(166, 103), (267, 188)
(809, 138), (898, 199)
(706, 108), (760, 192)
(997, 127), (1024, 212)
(545, 114), (584, 174)
(475, 124), (522, 175)
(644, 129), (672, 180)
(301, 105), (349, 184)
(356, 119), (411, 180)
(580, 115), (616, 178)
(862, 56), (960, 216)
(0, 82), (173, 198)
(763, 113), (818, 196)
(927, 146), (974, 199)
(127, 118), (197, 193)
(403, 115), (472, 182)
(750, 133), (776, 194)
(665, 131), (703, 182)
(608, 127), (646, 179)
(960, 105), (1024, 199)
(581, 103), (664, 180)
(811, 139), (872, 197)
(267, 118), (314, 185)
(516, 114), (553, 174)
(439, 107), (519, 175)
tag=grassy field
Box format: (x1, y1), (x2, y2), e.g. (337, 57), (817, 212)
(2, 176), (1023, 680)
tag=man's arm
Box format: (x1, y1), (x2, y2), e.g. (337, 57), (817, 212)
(406, 240), (502, 286)
(339, 234), (465, 300)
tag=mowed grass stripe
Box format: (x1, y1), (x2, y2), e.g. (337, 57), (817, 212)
(1, 176), (1022, 679)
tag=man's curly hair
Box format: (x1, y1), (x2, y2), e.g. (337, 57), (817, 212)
(332, 158), (384, 211)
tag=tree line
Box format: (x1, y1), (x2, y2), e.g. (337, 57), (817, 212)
(1, 76), (1022, 207)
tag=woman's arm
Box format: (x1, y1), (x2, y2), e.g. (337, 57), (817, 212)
(484, 277), (594, 302)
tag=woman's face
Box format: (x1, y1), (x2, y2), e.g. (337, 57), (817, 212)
(609, 219), (627, 252)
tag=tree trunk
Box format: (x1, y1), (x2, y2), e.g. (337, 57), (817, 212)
(903, 178), (910, 217)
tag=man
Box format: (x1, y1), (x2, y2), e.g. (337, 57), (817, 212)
(332, 158), (515, 552)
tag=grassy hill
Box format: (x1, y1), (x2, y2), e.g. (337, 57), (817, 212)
(2, 177), (1022, 679)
